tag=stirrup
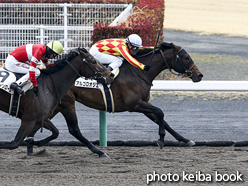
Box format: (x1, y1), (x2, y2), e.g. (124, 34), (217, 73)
(110, 73), (114, 78)
(10, 83), (25, 96)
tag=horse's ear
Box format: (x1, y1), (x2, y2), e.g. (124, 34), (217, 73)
(78, 47), (88, 56)
(170, 42), (177, 49)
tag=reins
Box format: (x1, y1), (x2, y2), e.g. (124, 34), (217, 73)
(81, 55), (106, 80)
(38, 49), (107, 133)
(65, 58), (84, 78)
(39, 53), (87, 133)
(159, 49), (178, 75)
(48, 57), (85, 102)
(49, 51), (105, 101)
(137, 47), (178, 76)
(138, 44), (194, 78)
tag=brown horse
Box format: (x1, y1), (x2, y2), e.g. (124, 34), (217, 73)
(0, 48), (112, 150)
(28, 42), (203, 157)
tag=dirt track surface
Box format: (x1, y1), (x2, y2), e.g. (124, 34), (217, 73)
(0, 146), (247, 186)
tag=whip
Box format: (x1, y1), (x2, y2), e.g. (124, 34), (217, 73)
(148, 29), (161, 65)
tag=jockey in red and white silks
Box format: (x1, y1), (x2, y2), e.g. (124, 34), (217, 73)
(89, 34), (150, 75)
(5, 41), (63, 95)
(6, 44), (48, 86)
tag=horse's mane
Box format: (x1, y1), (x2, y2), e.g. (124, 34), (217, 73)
(136, 47), (153, 56)
(41, 49), (79, 74)
(158, 42), (173, 51)
(135, 42), (172, 57)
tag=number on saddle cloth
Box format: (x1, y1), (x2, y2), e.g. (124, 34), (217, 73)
(0, 68), (17, 93)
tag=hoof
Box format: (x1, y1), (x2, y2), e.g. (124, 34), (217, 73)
(179, 140), (195, 147)
(186, 140), (195, 146)
(156, 140), (164, 149)
(99, 153), (109, 158)
(24, 137), (34, 144)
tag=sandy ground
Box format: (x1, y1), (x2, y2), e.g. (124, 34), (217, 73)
(164, 0), (248, 38)
(0, 146), (247, 186)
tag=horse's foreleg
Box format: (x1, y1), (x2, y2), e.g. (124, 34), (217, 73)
(131, 100), (165, 148)
(61, 107), (108, 157)
(25, 123), (41, 141)
(144, 112), (195, 146)
(0, 120), (36, 149)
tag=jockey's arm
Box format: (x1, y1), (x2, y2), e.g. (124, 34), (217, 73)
(118, 45), (145, 70)
(42, 59), (54, 67)
(29, 47), (45, 86)
(29, 58), (38, 87)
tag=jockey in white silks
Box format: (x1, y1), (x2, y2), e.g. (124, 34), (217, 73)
(5, 41), (63, 96)
(89, 34), (150, 77)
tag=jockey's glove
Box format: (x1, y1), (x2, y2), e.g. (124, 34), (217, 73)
(33, 86), (39, 97)
(144, 65), (150, 71)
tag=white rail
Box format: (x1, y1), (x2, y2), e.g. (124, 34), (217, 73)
(151, 80), (248, 91)
(0, 3), (129, 61)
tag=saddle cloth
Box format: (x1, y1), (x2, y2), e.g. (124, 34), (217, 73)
(0, 68), (33, 95)
(0, 68), (33, 117)
(0, 68), (16, 94)
(74, 68), (119, 113)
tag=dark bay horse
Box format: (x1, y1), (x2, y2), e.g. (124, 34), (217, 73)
(0, 48), (112, 150)
(28, 42), (203, 157)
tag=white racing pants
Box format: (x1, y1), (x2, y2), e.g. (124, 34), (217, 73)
(5, 55), (40, 86)
(89, 45), (123, 74)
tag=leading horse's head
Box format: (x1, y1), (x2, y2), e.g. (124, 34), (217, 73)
(170, 43), (203, 82)
(159, 43), (203, 82)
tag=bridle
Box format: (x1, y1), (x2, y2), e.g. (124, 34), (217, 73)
(65, 49), (106, 80)
(78, 54), (106, 80)
(136, 45), (195, 78)
(159, 45), (195, 78)
(173, 46), (195, 77)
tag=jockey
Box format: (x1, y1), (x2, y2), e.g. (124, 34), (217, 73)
(5, 41), (63, 96)
(89, 34), (150, 76)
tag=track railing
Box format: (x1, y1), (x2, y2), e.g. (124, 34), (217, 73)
(99, 80), (248, 146)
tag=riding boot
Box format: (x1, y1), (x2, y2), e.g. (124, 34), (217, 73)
(107, 66), (115, 78)
(10, 83), (24, 96)
(107, 66), (113, 71)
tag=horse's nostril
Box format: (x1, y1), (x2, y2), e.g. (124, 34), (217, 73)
(198, 74), (203, 79)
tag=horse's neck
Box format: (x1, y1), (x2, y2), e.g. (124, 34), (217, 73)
(55, 66), (80, 98)
(41, 60), (80, 102)
(143, 49), (174, 81)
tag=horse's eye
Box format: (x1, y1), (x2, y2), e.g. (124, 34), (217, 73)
(185, 57), (190, 60)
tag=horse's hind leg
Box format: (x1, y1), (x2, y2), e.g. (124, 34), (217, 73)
(130, 100), (165, 148)
(144, 113), (195, 146)
(61, 107), (108, 157)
